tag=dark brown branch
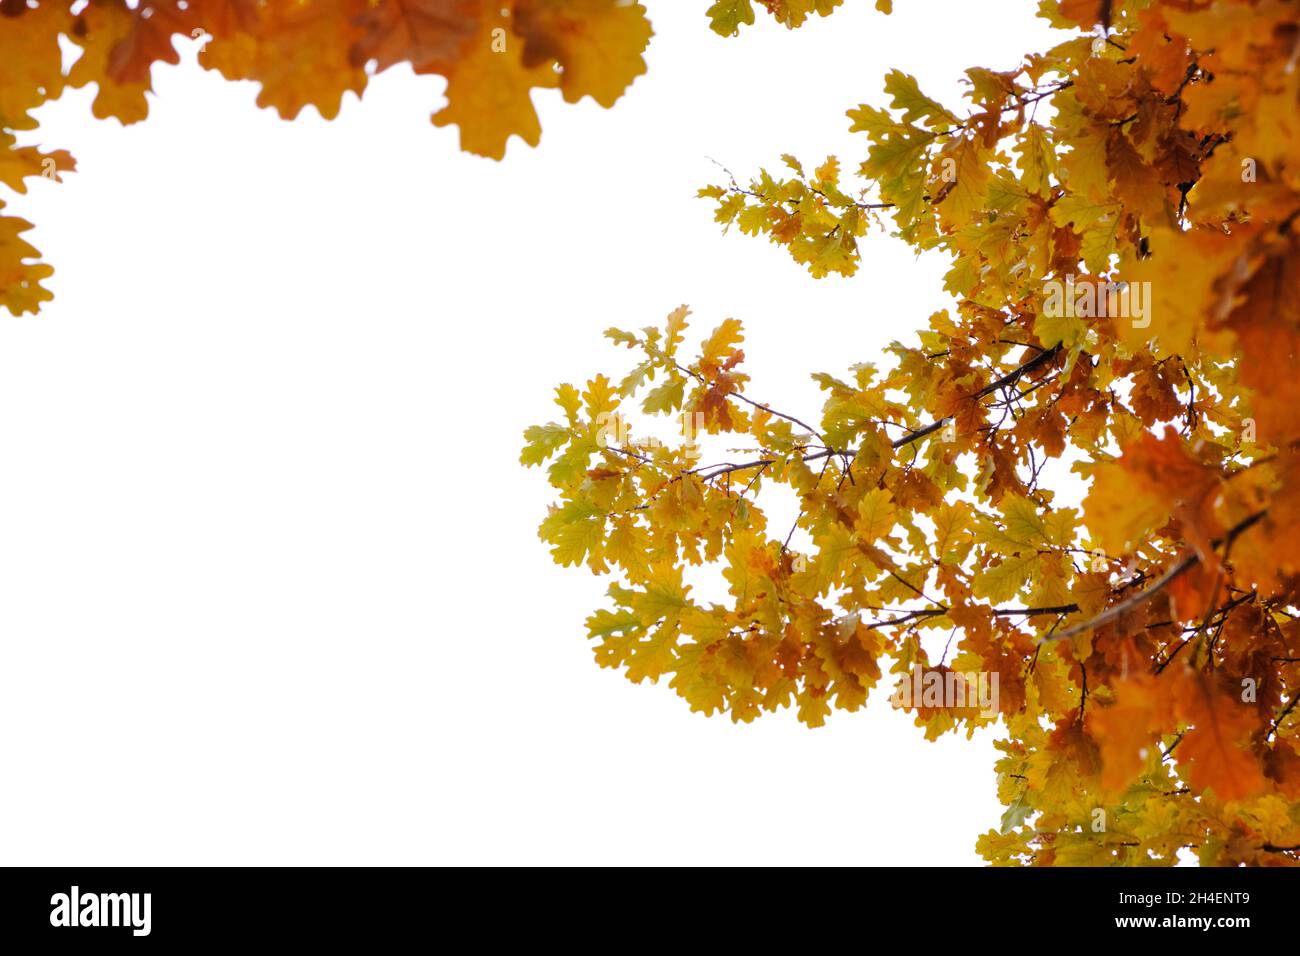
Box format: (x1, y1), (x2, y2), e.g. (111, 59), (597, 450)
(970, 343), (1062, 401)
(1045, 510), (1268, 644)
(1270, 690), (1300, 741)
(892, 417), (948, 450)
(861, 608), (948, 630)
(684, 344), (1069, 479)
(994, 604), (1078, 617)
(856, 602), (1084, 629)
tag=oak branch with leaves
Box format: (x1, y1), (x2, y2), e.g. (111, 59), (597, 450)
(524, 0), (1300, 866)
(4, 0), (1300, 867)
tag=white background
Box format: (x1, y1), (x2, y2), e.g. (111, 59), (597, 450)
(0, 2), (1061, 864)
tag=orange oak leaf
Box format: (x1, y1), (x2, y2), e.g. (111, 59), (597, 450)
(1173, 672), (1270, 803)
(349, 0), (479, 73)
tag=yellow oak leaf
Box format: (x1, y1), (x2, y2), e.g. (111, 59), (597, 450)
(431, 14), (560, 158)
(515, 0), (651, 108)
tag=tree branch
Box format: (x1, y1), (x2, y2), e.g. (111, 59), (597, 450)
(1044, 509), (1268, 644)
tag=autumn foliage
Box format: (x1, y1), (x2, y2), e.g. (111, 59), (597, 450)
(5, 0), (1300, 867)
(522, 1), (1300, 866)
(0, 0), (653, 315)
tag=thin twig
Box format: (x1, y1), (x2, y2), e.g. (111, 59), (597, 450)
(1044, 510), (1267, 644)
